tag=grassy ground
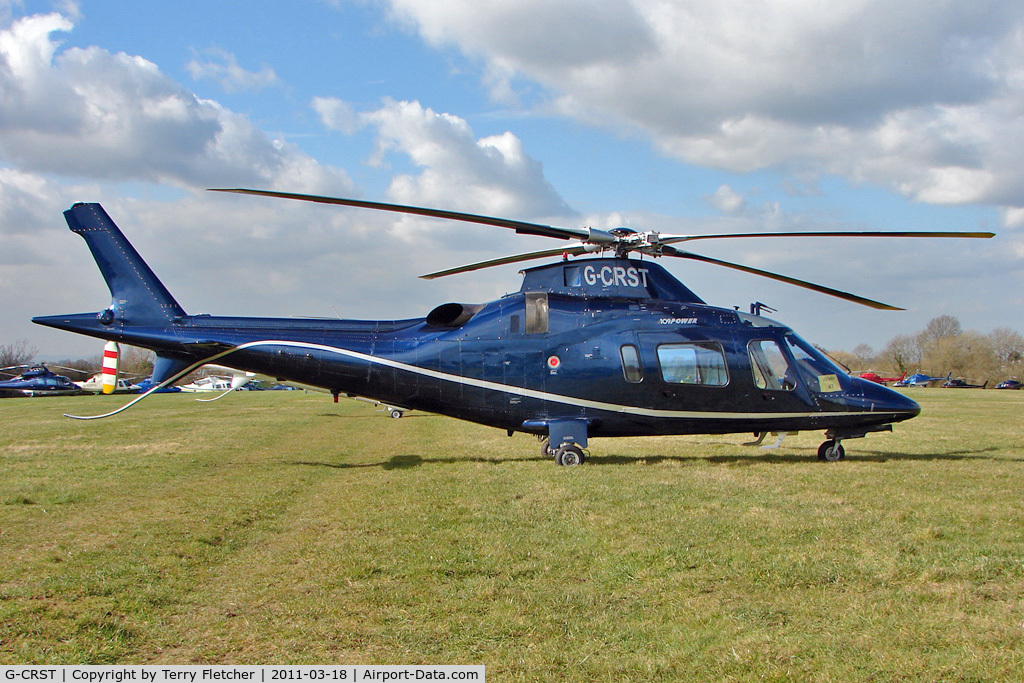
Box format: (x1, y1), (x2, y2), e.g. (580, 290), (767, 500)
(1, 388), (1023, 680)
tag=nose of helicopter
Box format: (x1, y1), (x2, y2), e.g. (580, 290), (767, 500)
(849, 376), (921, 421)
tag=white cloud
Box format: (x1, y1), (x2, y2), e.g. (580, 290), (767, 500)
(1001, 206), (1024, 229)
(313, 96), (361, 135)
(186, 47), (281, 93)
(0, 11), (360, 355)
(0, 11), (585, 356)
(0, 13), (349, 192)
(386, 0), (654, 71)
(379, 0), (1024, 222)
(707, 184), (746, 216)
(357, 97), (574, 221)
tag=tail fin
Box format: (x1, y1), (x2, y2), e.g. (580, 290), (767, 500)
(65, 203), (186, 324)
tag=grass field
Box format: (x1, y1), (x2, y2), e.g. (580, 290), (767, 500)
(2, 388), (1023, 680)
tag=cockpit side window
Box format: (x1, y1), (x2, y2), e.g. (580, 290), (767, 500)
(620, 344), (643, 383)
(524, 292), (549, 334)
(748, 339), (796, 391)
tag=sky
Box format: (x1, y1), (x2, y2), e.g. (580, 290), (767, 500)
(1, 0), (1022, 359)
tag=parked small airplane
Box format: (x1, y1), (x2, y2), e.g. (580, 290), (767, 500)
(75, 374), (141, 394)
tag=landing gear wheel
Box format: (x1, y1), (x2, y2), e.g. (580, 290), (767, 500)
(389, 409), (403, 419)
(555, 444), (586, 467)
(817, 440), (845, 462)
(540, 438), (556, 459)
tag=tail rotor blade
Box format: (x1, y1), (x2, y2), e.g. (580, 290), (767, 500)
(101, 341), (119, 394)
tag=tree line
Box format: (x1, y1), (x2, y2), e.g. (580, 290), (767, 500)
(828, 316), (1024, 385)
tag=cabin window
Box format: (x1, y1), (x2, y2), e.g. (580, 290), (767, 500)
(525, 292), (549, 334)
(620, 344), (643, 383)
(656, 342), (728, 386)
(748, 340), (796, 391)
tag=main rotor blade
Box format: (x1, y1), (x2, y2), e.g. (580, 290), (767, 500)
(0, 364), (30, 372)
(662, 246), (902, 310)
(209, 188), (588, 241)
(660, 230), (995, 245)
(420, 245), (593, 279)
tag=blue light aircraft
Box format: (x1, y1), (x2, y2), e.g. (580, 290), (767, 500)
(33, 193), (993, 464)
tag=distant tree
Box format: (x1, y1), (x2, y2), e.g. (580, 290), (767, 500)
(120, 345), (154, 379)
(925, 332), (996, 380)
(919, 315), (963, 350)
(824, 349), (858, 372)
(990, 328), (1024, 364)
(0, 339), (38, 369)
(851, 344), (876, 368)
(990, 327), (1024, 377)
(880, 334), (922, 375)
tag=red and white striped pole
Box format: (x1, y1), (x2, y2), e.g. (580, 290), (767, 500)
(101, 341), (119, 394)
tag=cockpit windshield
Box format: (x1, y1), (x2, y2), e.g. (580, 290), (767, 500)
(784, 334), (845, 393)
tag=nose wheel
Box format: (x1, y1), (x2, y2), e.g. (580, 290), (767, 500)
(817, 439), (845, 461)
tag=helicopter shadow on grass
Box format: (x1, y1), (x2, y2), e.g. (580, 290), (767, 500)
(291, 448), (1007, 472)
(291, 453), (537, 471)
(316, 412), (433, 419)
(589, 445), (1009, 467)
(289, 430), (1011, 470)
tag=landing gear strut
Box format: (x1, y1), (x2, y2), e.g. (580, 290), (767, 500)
(537, 419), (590, 466)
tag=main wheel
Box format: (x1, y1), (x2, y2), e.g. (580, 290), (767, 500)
(555, 444), (586, 467)
(540, 438), (556, 459)
(817, 440), (845, 462)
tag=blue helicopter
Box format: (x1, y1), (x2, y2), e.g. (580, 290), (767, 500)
(0, 364), (86, 398)
(33, 193), (993, 464)
(894, 372), (952, 387)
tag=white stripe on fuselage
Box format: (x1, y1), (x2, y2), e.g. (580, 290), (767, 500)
(227, 339), (898, 421)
